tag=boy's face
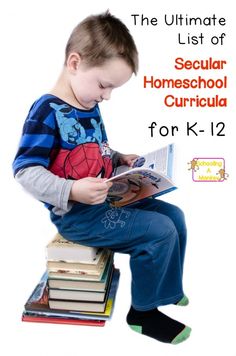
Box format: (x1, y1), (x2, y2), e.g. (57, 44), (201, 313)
(69, 57), (133, 110)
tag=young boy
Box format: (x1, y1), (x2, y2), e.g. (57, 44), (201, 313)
(13, 11), (191, 344)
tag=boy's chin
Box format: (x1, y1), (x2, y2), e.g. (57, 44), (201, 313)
(82, 100), (98, 110)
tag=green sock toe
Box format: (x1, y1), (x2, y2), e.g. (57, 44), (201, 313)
(171, 326), (192, 345)
(176, 295), (189, 306)
(129, 324), (142, 333)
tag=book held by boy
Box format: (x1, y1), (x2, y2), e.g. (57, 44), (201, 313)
(106, 143), (176, 207)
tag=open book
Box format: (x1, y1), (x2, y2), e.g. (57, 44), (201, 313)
(106, 144), (176, 207)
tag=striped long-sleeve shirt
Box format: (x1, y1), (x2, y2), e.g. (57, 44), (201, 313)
(13, 94), (114, 214)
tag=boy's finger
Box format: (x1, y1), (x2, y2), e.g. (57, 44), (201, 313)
(95, 182), (111, 191)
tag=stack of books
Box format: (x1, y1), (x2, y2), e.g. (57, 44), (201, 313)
(22, 233), (120, 327)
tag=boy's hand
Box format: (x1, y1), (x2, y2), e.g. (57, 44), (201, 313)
(69, 177), (113, 205)
(118, 153), (139, 167)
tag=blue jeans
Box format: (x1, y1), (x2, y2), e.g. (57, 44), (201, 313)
(50, 198), (187, 311)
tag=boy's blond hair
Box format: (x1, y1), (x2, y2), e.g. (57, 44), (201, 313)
(65, 11), (138, 74)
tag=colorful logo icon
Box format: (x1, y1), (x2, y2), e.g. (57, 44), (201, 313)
(188, 158), (229, 182)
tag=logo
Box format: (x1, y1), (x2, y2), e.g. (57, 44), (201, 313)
(188, 158), (229, 182)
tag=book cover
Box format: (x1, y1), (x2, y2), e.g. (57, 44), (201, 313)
(106, 144), (176, 207)
(22, 313), (105, 327)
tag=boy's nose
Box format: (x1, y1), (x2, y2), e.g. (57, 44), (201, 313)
(101, 88), (112, 101)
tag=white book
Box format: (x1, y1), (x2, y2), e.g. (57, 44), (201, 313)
(46, 233), (99, 263)
(49, 288), (106, 302)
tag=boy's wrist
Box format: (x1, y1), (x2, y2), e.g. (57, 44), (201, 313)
(69, 181), (76, 201)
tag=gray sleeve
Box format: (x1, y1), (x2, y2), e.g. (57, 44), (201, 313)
(15, 166), (74, 213)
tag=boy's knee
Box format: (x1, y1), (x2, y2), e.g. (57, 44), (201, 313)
(175, 207), (187, 234)
(148, 214), (177, 243)
(170, 204), (186, 222)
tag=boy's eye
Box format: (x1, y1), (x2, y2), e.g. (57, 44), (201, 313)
(99, 83), (105, 89)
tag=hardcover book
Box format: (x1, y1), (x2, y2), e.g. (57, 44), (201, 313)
(48, 265), (114, 302)
(47, 249), (111, 275)
(49, 288), (106, 302)
(48, 264), (114, 312)
(48, 252), (113, 281)
(22, 313), (105, 327)
(48, 257), (113, 291)
(23, 268), (120, 320)
(49, 296), (107, 313)
(47, 248), (108, 272)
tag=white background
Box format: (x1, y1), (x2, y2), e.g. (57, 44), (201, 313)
(1, 0), (236, 355)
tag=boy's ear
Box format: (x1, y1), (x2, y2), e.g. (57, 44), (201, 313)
(66, 53), (82, 73)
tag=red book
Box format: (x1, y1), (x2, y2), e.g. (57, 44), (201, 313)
(22, 313), (105, 326)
